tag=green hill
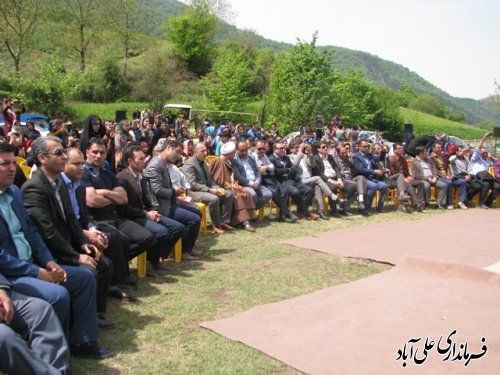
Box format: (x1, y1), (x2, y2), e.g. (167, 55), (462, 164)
(1, 0), (498, 127)
(400, 107), (486, 139)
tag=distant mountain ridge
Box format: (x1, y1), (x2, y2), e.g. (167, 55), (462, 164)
(195, 4), (500, 126)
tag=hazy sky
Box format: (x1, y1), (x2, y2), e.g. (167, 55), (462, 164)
(226, 0), (499, 100)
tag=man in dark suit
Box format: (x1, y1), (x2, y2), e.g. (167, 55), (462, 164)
(310, 141), (357, 216)
(117, 145), (184, 268)
(144, 139), (201, 258)
(183, 142), (234, 234)
(0, 271), (71, 374)
(251, 140), (297, 223)
(0, 142), (112, 359)
(352, 140), (388, 213)
(232, 141), (272, 209)
(268, 141), (319, 220)
(62, 147), (133, 293)
(21, 137), (115, 329)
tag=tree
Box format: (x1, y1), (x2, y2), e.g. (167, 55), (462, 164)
(164, 4), (217, 76)
(408, 93), (448, 118)
(268, 34), (333, 135)
(200, 43), (252, 111)
(130, 50), (188, 113)
(55, 0), (105, 71)
(108, 0), (152, 77)
(14, 59), (85, 117)
(0, 0), (41, 72)
(329, 70), (403, 140)
(78, 50), (130, 102)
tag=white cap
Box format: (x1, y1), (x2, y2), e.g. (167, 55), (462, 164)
(220, 142), (236, 155)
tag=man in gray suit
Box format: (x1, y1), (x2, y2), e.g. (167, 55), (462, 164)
(183, 143), (234, 234)
(0, 272), (71, 374)
(144, 139), (201, 259)
(232, 141), (272, 209)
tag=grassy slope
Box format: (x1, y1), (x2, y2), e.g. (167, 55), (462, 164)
(400, 107), (487, 140)
(71, 208), (448, 375)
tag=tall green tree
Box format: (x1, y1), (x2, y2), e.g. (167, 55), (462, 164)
(329, 70), (403, 140)
(269, 34), (333, 134)
(164, 1), (219, 76)
(108, 0), (152, 77)
(14, 59), (85, 117)
(0, 0), (41, 72)
(200, 43), (252, 111)
(130, 49), (188, 113)
(54, 0), (105, 71)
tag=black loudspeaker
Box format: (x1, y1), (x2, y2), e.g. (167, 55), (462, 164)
(404, 123), (413, 134)
(115, 110), (127, 122)
(493, 127), (500, 138)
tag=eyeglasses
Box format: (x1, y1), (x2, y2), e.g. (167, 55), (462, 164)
(256, 147), (265, 151)
(320, 145), (327, 149)
(45, 149), (67, 157)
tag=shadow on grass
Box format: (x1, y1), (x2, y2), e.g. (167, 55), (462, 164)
(72, 306), (162, 374)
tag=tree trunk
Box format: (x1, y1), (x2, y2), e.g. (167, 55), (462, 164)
(79, 23), (85, 70)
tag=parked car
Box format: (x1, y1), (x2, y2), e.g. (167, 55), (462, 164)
(0, 113), (50, 137)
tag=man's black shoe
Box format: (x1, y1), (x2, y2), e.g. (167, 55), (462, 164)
(71, 342), (114, 359)
(283, 213), (298, 223)
(318, 212), (330, 220)
(329, 211), (342, 218)
(121, 275), (137, 287)
(338, 210), (352, 217)
(98, 316), (116, 330)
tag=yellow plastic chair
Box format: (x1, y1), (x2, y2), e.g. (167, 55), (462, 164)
(20, 165), (32, 180)
(205, 155), (216, 165)
(15, 156), (26, 165)
(174, 238), (182, 263)
(257, 207), (265, 220)
(195, 202), (207, 235)
(136, 251), (147, 278)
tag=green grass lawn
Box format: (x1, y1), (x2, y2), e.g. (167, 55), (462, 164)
(71, 207), (444, 374)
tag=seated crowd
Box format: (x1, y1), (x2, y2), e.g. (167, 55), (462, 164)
(1, 108), (499, 373)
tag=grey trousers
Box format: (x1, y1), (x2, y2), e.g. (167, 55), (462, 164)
(0, 292), (71, 375)
(302, 176), (334, 211)
(421, 179), (448, 206)
(192, 190), (234, 227)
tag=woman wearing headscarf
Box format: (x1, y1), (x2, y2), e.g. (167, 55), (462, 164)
(80, 114), (115, 171)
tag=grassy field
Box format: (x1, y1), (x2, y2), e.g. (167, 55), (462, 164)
(71, 207), (445, 375)
(66, 102), (148, 125)
(400, 107), (487, 140)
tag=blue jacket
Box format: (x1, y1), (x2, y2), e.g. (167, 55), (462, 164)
(232, 154), (261, 186)
(0, 185), (54, 279)
(352, 151), (380, 179)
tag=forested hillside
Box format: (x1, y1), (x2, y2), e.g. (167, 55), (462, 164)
(1, 0), (498, 134)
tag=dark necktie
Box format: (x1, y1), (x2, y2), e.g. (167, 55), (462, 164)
(200, 161), (210, 186)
